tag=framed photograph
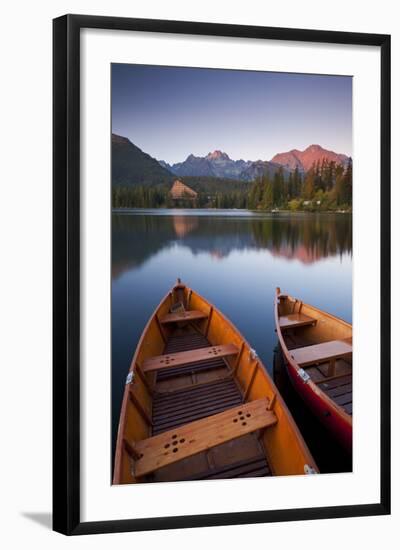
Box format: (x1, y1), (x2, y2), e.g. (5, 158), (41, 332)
(53, 14), (390, 535)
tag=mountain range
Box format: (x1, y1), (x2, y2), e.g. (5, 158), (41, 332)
(112, 133), (350, 187)
(159, 144), (349, 181)
(159, 150), (294, 181)
(159, 151), (252, 179)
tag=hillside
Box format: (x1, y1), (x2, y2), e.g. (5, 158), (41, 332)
(112, 134), (174, 187)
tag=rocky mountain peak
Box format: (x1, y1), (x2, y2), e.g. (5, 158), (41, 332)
(271, 144), (349, 172)
(206, 150), (230, 161)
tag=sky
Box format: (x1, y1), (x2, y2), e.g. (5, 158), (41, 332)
(112, 64), (352, 164)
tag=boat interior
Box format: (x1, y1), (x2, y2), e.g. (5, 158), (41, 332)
(277, 293), (353, 416)
(147, 325), (273, 482)
(114, 282), (316, 484)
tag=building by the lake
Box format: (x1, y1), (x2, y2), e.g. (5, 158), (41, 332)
(170, 179), (197, 200)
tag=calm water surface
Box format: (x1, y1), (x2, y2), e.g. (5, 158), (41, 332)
(112, 209), (352, 471)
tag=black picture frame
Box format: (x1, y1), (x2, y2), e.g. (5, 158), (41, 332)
(53, 14), (391, 535)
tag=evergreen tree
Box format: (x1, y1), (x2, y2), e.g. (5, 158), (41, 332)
(341, 158), (352, 206)
(314, 160), (322, 192)
(272, 167), (284, 206)
(287, 172), (294, 200)
(303, 163), (315, 200)
(293, 165), (302, 196)
(261, 177), (273, 209)
(333, 164), (345, 205)
(327, 161), (335, 191)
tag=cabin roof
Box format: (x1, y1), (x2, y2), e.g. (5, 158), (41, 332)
(170, 179), (198, 199)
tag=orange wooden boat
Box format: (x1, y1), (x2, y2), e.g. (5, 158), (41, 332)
(113, 279), (318, 484)
(274, 288), (352, 452)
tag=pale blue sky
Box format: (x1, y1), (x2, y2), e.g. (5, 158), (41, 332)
(112, 64), (352, 164)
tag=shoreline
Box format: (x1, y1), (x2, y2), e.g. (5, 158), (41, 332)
(112, 207), (352, 214)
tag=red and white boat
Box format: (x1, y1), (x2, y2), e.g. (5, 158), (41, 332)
(274, 288), (352, 452)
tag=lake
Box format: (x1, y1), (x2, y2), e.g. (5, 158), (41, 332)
(112, 209), (352, 472)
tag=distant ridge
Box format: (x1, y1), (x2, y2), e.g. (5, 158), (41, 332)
(160, 150), (252, 180)
(112, 133), (174, 187)
(159, 144), (348, 180)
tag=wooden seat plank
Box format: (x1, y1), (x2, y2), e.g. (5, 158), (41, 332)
(142, 344), (238, 373)
(279, 313), (316, 330)
(290, 338), (352, 367)
(133, 398), (276, 478)
(160, 310), (208, 324)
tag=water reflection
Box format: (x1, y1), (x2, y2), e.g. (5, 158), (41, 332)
(173, 215), (199, 237)
(112, 210), (352, 280)
(111, 210), (352, 472)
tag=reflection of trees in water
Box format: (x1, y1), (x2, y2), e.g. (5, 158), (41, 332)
(252, 215), (352, 264)
(112, 212), (352, 279)
(112, 214), (176, 278)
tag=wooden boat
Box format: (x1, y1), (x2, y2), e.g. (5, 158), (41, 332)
(274, 288), (352, 452)
(113, 280), (318, 484)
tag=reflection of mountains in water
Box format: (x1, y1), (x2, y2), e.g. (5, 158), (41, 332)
(251, 215), (352, 264)
(112, 212), (352, 279)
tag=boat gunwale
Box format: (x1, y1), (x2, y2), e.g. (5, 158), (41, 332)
(113, 289), (171, 484)
(274, 288), (352, 427)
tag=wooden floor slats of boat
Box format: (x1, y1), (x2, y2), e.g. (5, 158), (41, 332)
(162, 339), (208, 352)
(149, 329), (271, 481)
(152, 378), (243, 435)
(318, 373), (352, 389)
(164, 332), (210, 353)
(324, 382), (352, 398)
(154, 376), (236, 403)
(180, 455), (271, 481)
(153, 387), (241, 416)
(318, 374), (353, 415)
